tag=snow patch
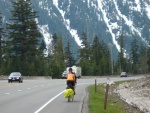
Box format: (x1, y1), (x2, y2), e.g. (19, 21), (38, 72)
(113, 0), (142, 37)
(35, 18), (52, 55)
(39, 24), (51, 45)
(97, 0), (121, 52)
(145, 4), (150, 19)
(134, 0), (141, 12)
(52, 0), (83, 47)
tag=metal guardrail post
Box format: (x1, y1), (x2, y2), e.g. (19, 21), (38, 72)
(95, 77), (97, 92)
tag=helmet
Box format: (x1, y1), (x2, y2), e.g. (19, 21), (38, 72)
(69, 67), (72, 72)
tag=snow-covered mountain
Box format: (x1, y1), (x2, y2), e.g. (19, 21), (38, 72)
(0, 0), (150, 58)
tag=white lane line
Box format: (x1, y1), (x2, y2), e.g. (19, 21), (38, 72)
(34, 83), (92, 113)
(18, 90), (22, 92)
(27, 88), (31, 90)
(34, 90), (64, 113)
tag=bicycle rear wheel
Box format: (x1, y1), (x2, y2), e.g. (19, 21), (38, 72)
(68, 95), (70, 102)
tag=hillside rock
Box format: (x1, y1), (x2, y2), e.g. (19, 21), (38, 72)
(115, 76), (150, 113)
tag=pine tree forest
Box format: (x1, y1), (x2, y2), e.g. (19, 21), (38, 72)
(0, 0), (150, 78)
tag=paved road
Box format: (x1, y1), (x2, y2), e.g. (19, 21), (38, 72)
(0, 76), (143, 113)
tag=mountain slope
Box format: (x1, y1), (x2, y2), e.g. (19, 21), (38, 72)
(0, 0), (150, 58)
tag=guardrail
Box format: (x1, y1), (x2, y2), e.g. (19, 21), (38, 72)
(0, 75), (52, 80)
(1, 74), (148, 80)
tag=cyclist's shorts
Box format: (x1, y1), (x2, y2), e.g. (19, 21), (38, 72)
(67, 80), (75, 87)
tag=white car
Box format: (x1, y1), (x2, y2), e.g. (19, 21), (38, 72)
(62, 71), (68, 79)
(120, 72), (127, 77)
(8, 72), (23, 83)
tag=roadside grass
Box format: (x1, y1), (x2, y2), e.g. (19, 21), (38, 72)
(88, 81), (132, 113)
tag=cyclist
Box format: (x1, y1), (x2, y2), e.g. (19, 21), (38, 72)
(66, 67), (76, 95)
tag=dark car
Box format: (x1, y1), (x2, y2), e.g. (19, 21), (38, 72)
(8, 72), (23, 83)
(120, 72), (127, 77)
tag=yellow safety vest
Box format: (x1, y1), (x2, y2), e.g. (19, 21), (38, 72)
(66, 73), (74, 81)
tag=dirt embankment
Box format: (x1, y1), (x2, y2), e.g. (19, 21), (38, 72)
(115, 76), (150, 113)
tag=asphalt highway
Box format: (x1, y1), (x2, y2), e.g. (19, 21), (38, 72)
(0, 76), (143, 113)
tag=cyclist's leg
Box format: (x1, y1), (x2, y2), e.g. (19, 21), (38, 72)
(71, 81), (75, 95)
(67, 81), (73, 89)
(66, 81), (69, 89)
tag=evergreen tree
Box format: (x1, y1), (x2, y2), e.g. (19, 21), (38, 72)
(51, 33), (58, 53)
(91, 35), (101, 67)
(48, 33), (59, 78)
(79, 32), (90, 60)
(39, 40), (46, 56)
(118, 34), (128, 72)
(6, 0), (41, 75)
(101, 41), (111, 75)
(49, 34), (65, 78)
(36, 40), (46, 76)
(108, 43), (114, 75)
(53, 38), (65, 78)
(0, 11), (5, 74)
(91, 35), (110, 75)
(138, 43), (148, 73)
(119, 34), (124, 71)
(79, 32), (91, 76)
(114, 55), (122, 74)
(81, 32), (88, 48)
(0, 12), (8, 75)
(79, 33), (111, 76)
(130, 38), (139, 74)
(147, 47), (150, 72)
(65, 40), (75, 67)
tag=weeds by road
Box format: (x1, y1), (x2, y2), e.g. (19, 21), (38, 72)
(88, 79), (145, 113)
(88, 83), (124, 113)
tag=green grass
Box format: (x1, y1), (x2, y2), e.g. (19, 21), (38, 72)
(88, 82), (130, 113)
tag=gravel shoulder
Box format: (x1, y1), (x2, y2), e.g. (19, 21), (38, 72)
(115, 76), (150, 113)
